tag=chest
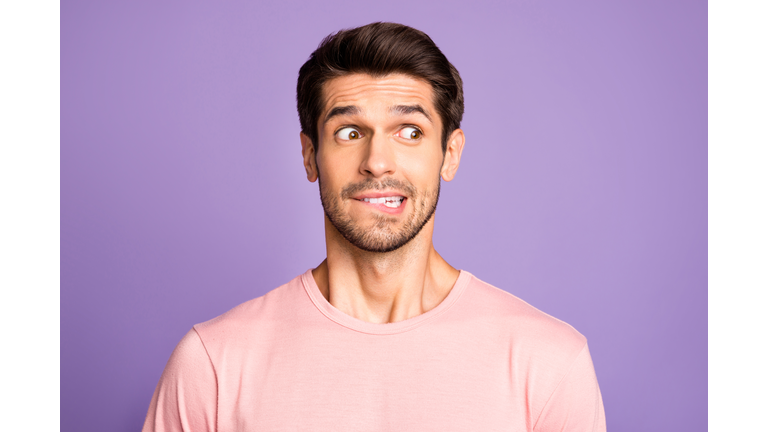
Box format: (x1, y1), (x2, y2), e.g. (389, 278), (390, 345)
(214, 330), (532, 431)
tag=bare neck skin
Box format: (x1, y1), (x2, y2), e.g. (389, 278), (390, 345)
(312, 215), (459, 324)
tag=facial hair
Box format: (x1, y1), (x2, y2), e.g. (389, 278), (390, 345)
(319, 176), (440, 253)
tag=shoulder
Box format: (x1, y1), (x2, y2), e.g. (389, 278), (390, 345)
(192, 273), (308, 349)
(462, 273), (588, 362)
(460, 273), (602, 427)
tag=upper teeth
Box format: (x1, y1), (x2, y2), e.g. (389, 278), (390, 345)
(362, 196), (404, 208)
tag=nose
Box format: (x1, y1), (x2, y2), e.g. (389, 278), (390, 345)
(359, 133), (396, 178)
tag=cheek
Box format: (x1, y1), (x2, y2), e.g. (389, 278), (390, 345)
(316, 148), (358, 192)
(397, 149), (444, 184)
(317, 141), (370, 178)
(315, 144), (337, 177)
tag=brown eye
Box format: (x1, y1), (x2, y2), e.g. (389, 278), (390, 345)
(336, 127), (362, 141)
(397, 127), (422, 140)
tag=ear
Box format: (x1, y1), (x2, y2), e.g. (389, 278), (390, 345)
(440, 128), (465, 182)
(300, 132), (318, 182)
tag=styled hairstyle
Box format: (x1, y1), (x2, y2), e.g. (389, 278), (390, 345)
(296, 22), (464, 153)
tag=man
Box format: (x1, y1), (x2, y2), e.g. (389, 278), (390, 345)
(143, 22), (606, 431)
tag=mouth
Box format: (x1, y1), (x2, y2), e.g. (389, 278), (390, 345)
(358, 196), (406, 209)
(350, 191), (408, 213)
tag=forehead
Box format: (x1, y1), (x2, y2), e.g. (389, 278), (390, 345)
(321, 73), (436, 115)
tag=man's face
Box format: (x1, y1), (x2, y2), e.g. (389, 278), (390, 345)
(305, 73), (448, 253)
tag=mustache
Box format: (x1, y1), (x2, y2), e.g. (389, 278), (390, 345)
(340, 178), (416, 199)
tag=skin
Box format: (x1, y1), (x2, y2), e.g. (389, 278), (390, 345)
(300, 73), (466, 324)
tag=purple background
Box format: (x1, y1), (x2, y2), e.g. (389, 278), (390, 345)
(61, 1), (706, 430)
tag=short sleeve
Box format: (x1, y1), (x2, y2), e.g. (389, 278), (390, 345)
(533, 343), (606, 432)
(142, 329), (218, 432)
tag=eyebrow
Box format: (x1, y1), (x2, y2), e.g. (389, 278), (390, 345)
(323, 104), (434, 124)
(324, 105), (361, 124)
(390, 104), (432, 123)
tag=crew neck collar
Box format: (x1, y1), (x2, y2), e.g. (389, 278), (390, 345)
(301, 269), (472, 335)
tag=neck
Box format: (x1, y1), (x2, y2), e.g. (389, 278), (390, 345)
(312, 215), (459, 324)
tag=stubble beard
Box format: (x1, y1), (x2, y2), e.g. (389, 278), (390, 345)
(319, 176), (440, 253)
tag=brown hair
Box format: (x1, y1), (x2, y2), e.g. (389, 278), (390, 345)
(296, 22), (464, 153)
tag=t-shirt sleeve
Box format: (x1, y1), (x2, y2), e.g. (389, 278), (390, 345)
(142, 328), (218, 432)
(533, 343), (606, 432)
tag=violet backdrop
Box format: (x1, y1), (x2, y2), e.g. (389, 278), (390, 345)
(61, 0), (707, 430)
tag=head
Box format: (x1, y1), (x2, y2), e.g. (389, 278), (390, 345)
(297, 23), (465, 253)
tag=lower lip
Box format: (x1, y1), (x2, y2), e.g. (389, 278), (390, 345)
(356, 198), (407, 215)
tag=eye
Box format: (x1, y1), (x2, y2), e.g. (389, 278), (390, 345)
(335, 127), (363, 141)
(396, 126), (422, 140)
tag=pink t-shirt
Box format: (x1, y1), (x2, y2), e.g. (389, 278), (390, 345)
(143, 270), (606, 431)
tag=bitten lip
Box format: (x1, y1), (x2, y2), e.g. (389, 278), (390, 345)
(351, 191), (407, 200)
